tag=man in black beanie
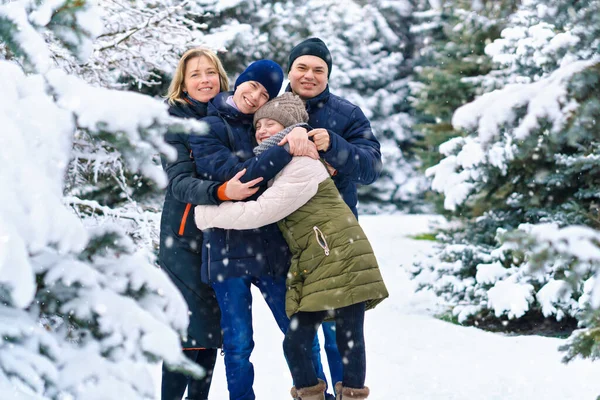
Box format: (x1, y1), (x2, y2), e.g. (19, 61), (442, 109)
(286, 37), (381, 217)
(286, 37), (382, 400)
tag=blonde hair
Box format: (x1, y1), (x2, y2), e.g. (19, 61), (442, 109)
(166, 47), (229, 105)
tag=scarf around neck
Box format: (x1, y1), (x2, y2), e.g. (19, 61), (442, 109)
(253, 123), (311, 156)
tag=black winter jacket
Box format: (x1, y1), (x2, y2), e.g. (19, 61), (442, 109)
(158, 99), (221, 349)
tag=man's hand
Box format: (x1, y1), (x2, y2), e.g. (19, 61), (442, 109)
(224, 169), (263, 200)
(279, 127), (319, 159)
(308, 128), (330, 152)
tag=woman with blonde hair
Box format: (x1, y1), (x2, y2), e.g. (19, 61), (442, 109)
(166, 47), (229, 106)
(159, 47), (262, 400)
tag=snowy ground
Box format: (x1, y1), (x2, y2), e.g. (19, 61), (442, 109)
(155, 214), (600, 400)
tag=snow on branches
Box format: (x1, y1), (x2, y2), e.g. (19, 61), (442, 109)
(415, 2), (600, 364)
(427, 59), (599, 212)
(0, 1), (207, 398)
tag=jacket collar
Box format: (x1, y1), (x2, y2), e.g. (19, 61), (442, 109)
(285, 84), (331, 113)
(167, 98), (208, 119)
(208, 91), (254, 124)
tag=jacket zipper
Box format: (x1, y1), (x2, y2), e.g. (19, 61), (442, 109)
(178, 203), (192, 235)
(207, 242), (211, 282)
(226, 230), (230, 253)
(313, 226), (330, 256)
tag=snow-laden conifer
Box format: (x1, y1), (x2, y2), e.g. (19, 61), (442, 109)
(0, 1), (206, 398)
(413, 0), (600, 364)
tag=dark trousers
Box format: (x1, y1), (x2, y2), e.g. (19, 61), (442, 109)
(161, 348), (217, 400)
(283, 302), (366, 390)
(321, 321), (344, 391)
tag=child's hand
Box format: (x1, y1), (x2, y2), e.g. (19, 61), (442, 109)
(225, 169), (263, 200)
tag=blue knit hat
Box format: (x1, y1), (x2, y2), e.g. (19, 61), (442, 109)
(288, 38), (332, 78)
(234, 59), (284, 100)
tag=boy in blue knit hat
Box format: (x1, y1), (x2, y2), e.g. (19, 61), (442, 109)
(188, 59), (329, 400)
(227, 59), (283, 114)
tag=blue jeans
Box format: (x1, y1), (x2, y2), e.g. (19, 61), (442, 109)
(212, 275), (326, 400)
(283, 302), (366, 390)
(322, 321), (343, 390)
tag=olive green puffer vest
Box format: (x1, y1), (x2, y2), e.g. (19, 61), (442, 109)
(278, 177), (389, 317)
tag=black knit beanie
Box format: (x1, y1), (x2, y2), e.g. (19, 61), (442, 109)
(287, 38), (332, 78)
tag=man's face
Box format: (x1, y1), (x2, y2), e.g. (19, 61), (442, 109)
(288, 55), (328, 100)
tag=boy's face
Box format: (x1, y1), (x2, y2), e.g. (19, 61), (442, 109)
(255, 118), (285, 144)
(233, 81), (269, 114)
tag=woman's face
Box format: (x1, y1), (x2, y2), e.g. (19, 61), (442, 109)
(183, 56), (221, 103)
(255, 118), (285, 144)
(233, 81), (270, 114)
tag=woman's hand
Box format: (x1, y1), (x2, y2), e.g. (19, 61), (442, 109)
(224, 169), (263, 200)
(279, 127), (319, 159)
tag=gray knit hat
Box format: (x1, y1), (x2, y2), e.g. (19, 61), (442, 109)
(253, 92), (309, 128)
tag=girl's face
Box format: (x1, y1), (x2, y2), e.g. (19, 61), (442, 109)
(255, 118), (285, 144)
(183, 56), (221, 103)
(233, 81), (270, 114)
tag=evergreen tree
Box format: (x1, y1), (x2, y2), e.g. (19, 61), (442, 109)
(0, 1), (205, 397)
(409, 0), (518, 212)
(412, 0), (600, 365)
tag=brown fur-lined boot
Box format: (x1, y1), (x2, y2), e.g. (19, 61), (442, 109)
(334, 382), (370, 399)
(290, 379), (326, 400)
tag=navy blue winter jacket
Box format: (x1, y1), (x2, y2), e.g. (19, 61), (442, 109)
(188, 92), (293, 284)
(286, 84), (382, 217)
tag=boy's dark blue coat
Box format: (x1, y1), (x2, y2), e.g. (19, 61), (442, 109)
(188, 92), (293, 284)
(159, 99), (221, 348)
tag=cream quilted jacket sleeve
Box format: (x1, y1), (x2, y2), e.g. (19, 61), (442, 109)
(194, 157), (329, 231)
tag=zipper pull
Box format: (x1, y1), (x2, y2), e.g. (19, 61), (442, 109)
(313, 226), (330, 256)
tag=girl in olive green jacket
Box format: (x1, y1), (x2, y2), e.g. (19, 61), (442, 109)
(195, 93), (388, 400)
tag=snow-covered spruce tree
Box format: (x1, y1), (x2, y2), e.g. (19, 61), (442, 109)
(484, 0), (600, 87)
(411, 0), (600, 341)
(409, 0), (517, 212)
(0, 1), (204, 398)
(198, 0), (422, 212)
(53, 0), (220, 253)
